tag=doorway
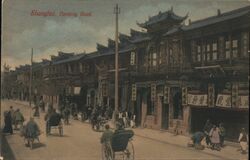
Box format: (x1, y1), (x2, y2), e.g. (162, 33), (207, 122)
(135, 90), (142, 126)
(161, 97), (169, 129)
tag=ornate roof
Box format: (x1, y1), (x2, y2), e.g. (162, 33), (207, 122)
(182, 5), (250, 31)
(108, 38), (115, 48)
(129, 29), (151, 43)
(137, 8), (188, 28)
(96, 43), (109, 53)
(119, 33), (130, 44)
(164, 5), (250, 36)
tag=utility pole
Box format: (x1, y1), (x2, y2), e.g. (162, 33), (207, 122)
(29, 48), (33, 116)
(113, 4), (120, 122)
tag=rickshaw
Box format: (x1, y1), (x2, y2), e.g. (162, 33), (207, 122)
(46, 114), (63, 136)
(21, 125), (40, 150)
(102, 130), (134, 160)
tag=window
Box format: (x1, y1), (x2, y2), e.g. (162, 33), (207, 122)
(197, 45), (201, 62)
(147, 92), (155, 115)
(159, 47), (163, 65)
(206, 44), (211, 61)
(207, 44), (210, 52)
(197, 46), (201, 53)
(197, 54), (201, 62)
(152, 52), (157, 66)
(212, 43), (218, 60)
(242, 32), (249, 57)
(169, 49), (173, 64)
(79, 63), (83, 73)
(225, 40), (230, 59)
(242, 33), (249, 57)
(207, 53), (210, 61)
(232, 39), (238, 58)
(130, 51), (136, 65)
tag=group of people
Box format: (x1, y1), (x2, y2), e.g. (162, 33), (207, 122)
(3, 106), (25, 134)
(190, 119), (248, 154)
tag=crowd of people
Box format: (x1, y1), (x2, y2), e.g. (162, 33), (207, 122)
(2, 103), (248, 154)
(189, 119), (248, 154)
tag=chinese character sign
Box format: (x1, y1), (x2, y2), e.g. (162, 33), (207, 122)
(182, 87), (188, 105)
(208, 83), (215, 107)
(163, 86), (170, 104)
(131, 84), (137, 101)
(151, 83), (156, 101)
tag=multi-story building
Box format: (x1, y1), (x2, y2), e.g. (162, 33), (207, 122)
(3, 6), (249, 141)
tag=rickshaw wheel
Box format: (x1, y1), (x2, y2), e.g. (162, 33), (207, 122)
(123, 141), (134, 160)
(102, 143), (114, 160)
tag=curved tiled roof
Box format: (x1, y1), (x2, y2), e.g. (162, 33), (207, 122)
(137, 9), (187, 28)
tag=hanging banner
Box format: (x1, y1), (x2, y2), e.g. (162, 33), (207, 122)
(216, 94), (231, 108)
(151, 83), (156, 101)
(238, 95), (249, 108)
(188, 94), (208, 106)
(102, 82), (108, 97)
(231, 83), (239, 108)
(182, 87), (188, 105)
(163, 86), (170, 104)
(74, 87), (81, 95)
(208, 83), (215, 107)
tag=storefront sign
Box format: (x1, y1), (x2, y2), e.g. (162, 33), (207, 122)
(188, 94), (208, 106)
(102, 82), (108, 97)
(163, 86), (170, 104)
(208, 84), (215, 107)
(216, 94), (231, 108)
(231, 83), (239, 108)
(74, 87), (81, 95)
(131, 84), (137, 101)
(182, 87), (188, 105)
(151, 83), (156, 101)
(238, 95), (249, 108)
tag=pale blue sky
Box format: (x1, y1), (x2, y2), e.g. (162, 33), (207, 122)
(2, 0), (250, 69)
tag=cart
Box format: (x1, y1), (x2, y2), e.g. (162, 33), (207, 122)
(102, 130), (134, 160)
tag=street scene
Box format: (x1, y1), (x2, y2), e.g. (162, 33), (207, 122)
(1, 0), (250, 160)
(1, 100), (248, 160)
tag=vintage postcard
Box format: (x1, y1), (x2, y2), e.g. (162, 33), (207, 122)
(1, 0), (249, 160)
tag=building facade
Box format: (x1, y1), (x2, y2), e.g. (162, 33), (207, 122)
(3, 6), (249, 141)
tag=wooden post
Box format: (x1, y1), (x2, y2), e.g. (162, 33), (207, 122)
(113, 4), (120, 122)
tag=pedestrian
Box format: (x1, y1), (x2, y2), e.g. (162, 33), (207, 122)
(189, 131), (205, 150)
(39, 99), (45, 112)
(203, 119), (213, 147)
(3, 111), (13, 134)
(130, 114), (136, 128)
(219, 123), (226, 147)
(238, 128), (248, 154)
(13, 109), (25, 130)
(9, 106), (15, 124)
(33, 104), (40, 117)
(23, 117), (41, 147)
(48, 102), (53, 114)
(209, 125), (221, 151)
(63, 107), (70, 125)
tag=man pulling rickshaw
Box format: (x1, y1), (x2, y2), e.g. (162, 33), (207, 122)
(21, 117), (41, 149)
(101, 122), (135, 160)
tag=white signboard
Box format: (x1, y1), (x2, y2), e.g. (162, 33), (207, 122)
(188, 94), (208, 106)
(216, 94), (231, 108)
(238, 95), (249, 108)
(74, 87), (81, 95)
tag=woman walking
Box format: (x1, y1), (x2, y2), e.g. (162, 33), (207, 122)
(209, 125), (221, 151)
